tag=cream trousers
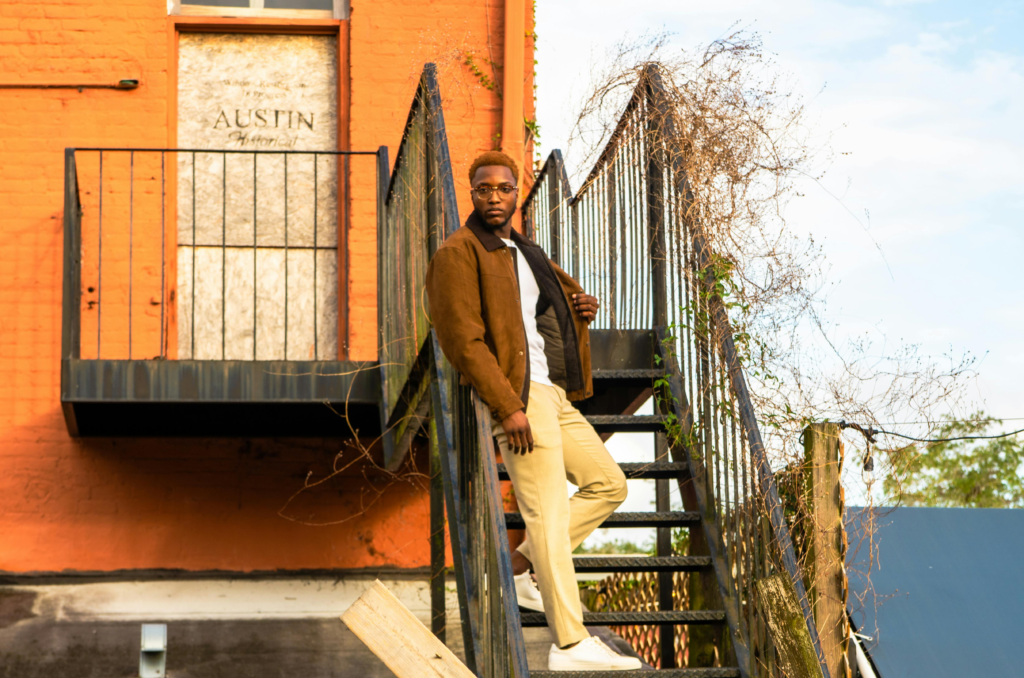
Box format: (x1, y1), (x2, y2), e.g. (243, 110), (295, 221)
(493, 381), (628, 647)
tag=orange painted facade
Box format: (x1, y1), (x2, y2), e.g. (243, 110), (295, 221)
(0, 0), (534, 573)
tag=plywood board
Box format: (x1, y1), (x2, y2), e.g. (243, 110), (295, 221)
(176, 32), (339, 359)
(341, 580), (475, 678)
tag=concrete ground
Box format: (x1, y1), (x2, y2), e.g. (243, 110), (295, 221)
(0, 574), (595, 677)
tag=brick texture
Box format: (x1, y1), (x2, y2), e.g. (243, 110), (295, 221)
(0, 0), (532, 574)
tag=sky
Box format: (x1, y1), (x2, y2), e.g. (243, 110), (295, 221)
(533, 0), (1024, 539)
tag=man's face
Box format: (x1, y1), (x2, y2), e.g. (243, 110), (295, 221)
(471, 165), (518, 228)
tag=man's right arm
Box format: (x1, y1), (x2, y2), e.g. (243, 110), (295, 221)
(425, 246), (525, 423)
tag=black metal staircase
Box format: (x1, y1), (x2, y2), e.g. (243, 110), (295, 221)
(379, 63), (830, 678)
(507, 353), (739, 677)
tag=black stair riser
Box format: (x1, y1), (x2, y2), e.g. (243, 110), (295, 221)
(504, 511), (699, 530)
(520, 610), (726, 627)
(497, 461), (689, 481)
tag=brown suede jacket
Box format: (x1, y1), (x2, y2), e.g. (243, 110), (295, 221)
(425, 212), (594, 422)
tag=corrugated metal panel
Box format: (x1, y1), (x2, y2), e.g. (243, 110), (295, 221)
(846, 507), (1023, 678)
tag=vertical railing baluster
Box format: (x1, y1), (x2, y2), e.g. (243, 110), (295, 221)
(252, 152), (257, 361)
(284, 153), (289, 360)
(313, 153), (318, 360)
(617, 152), (628, 328)
(342, 152), (350, 359)
(98, 151), (103, 359)
(222, 151), (227, 360)
(606, 155), (617, 329)
(160, 152), (165, 359)
(191, 151), (197, 360)
(646, 94), (667, 328)
(547, 158), (560, 266)
(129, 150), (134, 360)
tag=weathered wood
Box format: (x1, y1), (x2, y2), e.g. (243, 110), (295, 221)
(803, 424), (851, 678)
(756, 574), (824, 678)
(341, 579), (475, 678)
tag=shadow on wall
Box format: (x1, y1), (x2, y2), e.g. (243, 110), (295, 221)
(1, 412), (434, 573)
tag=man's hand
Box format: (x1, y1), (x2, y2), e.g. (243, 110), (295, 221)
(501, 410), (534, 454)
(572, 292), (600, 323)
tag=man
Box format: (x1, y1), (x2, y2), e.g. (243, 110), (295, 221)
(425, 151), (641, 671)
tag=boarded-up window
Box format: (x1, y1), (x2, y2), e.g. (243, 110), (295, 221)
(176, 33), (338, 360)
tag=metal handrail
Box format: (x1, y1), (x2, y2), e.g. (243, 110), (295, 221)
(377, 63), (530, 677)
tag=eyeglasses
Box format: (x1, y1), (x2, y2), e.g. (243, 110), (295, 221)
(471, 185), (518, 198)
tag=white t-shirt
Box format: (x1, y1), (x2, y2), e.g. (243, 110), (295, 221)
(501, 238), (552, 387)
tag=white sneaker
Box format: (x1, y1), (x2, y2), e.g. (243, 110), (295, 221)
(548, 635), (642, 671)
(514, 571), (545, 612)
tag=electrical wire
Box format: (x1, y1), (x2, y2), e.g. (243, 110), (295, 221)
(875, 427), (1024, 444)
(839, 420), (1024, 445)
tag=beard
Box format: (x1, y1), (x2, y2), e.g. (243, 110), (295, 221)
(478, 202), (517, 230)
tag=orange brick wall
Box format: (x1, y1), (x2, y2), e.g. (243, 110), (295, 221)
(347, 0), (536, 359)
(0, 0), (534, 573)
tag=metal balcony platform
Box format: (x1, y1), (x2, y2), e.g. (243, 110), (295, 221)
(61, 358), (380, 436)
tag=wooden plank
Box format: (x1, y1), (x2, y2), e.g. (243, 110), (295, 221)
(803, 424), (851, 678)
(341, 580), (475, 678)
(756, 574), (824, 678)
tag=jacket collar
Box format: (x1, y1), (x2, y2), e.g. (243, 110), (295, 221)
(466, 211), (535, 252)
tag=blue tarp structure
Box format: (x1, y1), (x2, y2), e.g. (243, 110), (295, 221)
(845, 507), (1024, 678)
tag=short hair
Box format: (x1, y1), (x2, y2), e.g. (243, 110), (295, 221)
(468, 150), (519, 185)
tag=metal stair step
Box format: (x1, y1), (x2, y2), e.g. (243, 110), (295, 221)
(585, 414), (668, 432)
(572, 556), (711, 573)
(591, 368), (666, 387)
(592, 368), (666, 379)
(520, 610), (726, 627)
(505, 511), (699, 530)
(529, 672), (738, 678)
(497, 461), (688, 481)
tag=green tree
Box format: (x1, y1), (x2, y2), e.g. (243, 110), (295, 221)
(884, 413), (1024, 508)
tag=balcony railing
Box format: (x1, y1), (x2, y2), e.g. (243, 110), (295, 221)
(60, 147), (384, 436)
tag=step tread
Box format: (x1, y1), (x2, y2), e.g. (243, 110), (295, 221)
(505, 511), (699, 529)
(585, 414), (669, 432)
(530, 670), (741, 678)
(520, 610), (727, 627)
(572, 556), (712, 572)
(592, 368), (666, 379)
(585, 414), (668, 424)
(497, 461), (689, 481)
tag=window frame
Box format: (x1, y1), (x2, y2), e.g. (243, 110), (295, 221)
(169, 0), (348, 21)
